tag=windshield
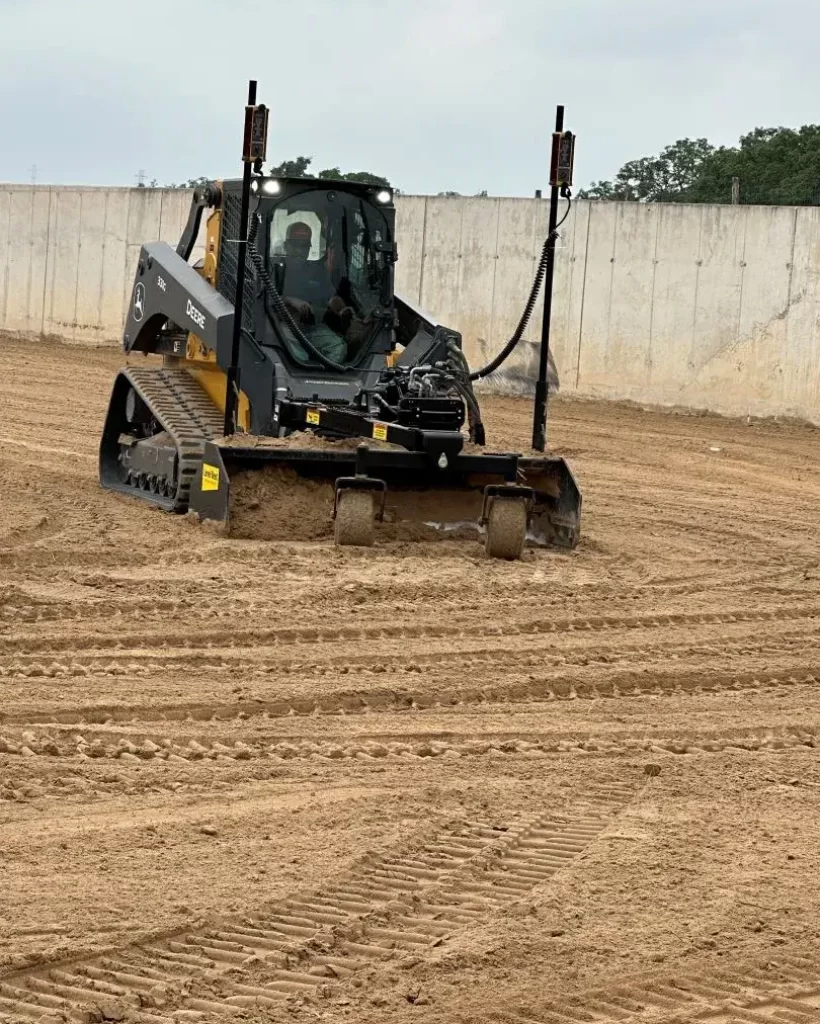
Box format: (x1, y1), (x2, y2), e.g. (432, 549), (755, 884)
(267, 189), (391, 365)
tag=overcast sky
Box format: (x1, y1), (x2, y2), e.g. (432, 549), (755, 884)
(0, 0), (816, 195)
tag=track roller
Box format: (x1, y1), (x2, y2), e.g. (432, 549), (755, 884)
(334, 489), (375, 548)
(485, 497), (527, 560)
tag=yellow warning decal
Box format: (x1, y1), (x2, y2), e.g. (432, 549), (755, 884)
(373, 422), (388, 441)
(201, 463), (220, 491)
(307, 409), (321, 426)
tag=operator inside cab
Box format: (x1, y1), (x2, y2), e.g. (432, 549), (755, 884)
(277, 220), (352, 364)
(281, 222), (331, 318)
(269, 195), (389, 366)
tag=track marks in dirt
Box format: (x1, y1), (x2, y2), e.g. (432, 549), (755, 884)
(4, 602), (818, 658)
(0, 782), (634, 1020)
(499, 952), (820, 1024)
(5, 620), (820, 682)
(0, 723), (817, 793)
(4, 721), (815, 814)
(3, 665), (819, 731)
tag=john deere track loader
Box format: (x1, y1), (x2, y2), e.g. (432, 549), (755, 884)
(99, 105), (581, 558)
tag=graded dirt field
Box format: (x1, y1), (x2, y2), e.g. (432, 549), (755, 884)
(1, 335), (820, 1024)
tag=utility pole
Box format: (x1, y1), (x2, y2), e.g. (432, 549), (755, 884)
(28, 164), (37, 185)
(731, 176), (740, 205)
(136, 169), (147, 188)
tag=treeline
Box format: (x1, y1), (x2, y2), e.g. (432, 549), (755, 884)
(579, 126), (820, 206)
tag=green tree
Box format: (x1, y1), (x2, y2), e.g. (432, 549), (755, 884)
(336, 170), (391, 187)
(686, 126), (820, 205)
(579, 138), (714, 202)
(271, 156), (390, 188)
(161, 158), (391, 189)
(269, 156), (313, 178)
(580, 126), (820, 205)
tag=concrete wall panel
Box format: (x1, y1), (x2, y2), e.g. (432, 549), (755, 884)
(453, 197), (500, 364)
(5, 189), (52, 335)
(158, 190), (189, 246)
(782, 207), (820, 415)
(574, 202), (617, 393)
(486, 199), (543, 378)
(734, 206), (797, 413)
(555, 201), (588, 391)
(604, 202), (658, 397)
(692, 205), (744, 375)
(74, 191), (109, 343)
(28, 189), (53, 337)
(645, 203), (701, 397)
(418, 198), (463, 335)
(98, 191), (131, 339)
(43, 190), (82, 342)
(3, 190), (34, 333)
(394, 194), (426, 302)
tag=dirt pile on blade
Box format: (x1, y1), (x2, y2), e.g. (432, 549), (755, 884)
(228, 467), (337, 541)
(226, 464), (486, 543)
(220, 432), (490, 543)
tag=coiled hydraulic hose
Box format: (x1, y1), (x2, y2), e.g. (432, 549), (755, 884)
(465, 195), (572, 382)
(246, 208), (350, 373)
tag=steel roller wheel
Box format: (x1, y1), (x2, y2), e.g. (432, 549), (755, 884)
(485, 498), (527, 560)
(334, 490), (375, 548)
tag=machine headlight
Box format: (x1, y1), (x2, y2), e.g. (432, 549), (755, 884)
(263, 179), (281, 195)
(375, 189), (392, 204)
(250, 179), (259, 193)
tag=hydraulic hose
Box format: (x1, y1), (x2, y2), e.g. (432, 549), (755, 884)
(246, 207), (350, 373)
(465, 194), (572, 382)
(450, 375), (486, 446)
(442, 342), (485, 445)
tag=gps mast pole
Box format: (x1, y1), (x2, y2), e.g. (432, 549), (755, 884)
(532, 105), (575, 451)
(224, 80), (268, 435)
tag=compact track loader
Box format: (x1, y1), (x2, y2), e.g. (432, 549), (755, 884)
(99, 97), (581, 559)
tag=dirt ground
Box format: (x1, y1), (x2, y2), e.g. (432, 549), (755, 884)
(1, 335), (820, 1024)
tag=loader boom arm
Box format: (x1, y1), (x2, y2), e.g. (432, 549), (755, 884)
(176, 184), (222, 262)
(123, 242), (234, 357)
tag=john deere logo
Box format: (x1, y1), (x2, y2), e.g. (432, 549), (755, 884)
(133, 283), (145, 322)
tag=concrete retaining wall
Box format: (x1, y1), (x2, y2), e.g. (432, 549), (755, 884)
(2, 184), (819, 422)
(0, 186), (200, 346)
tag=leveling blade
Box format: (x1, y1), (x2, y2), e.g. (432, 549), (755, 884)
(189, 440), (580, 549)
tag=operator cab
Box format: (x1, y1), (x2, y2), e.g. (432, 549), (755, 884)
(220, 177), (397, 371)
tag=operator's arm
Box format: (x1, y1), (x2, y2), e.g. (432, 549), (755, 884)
(282, 296), (314, 322)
